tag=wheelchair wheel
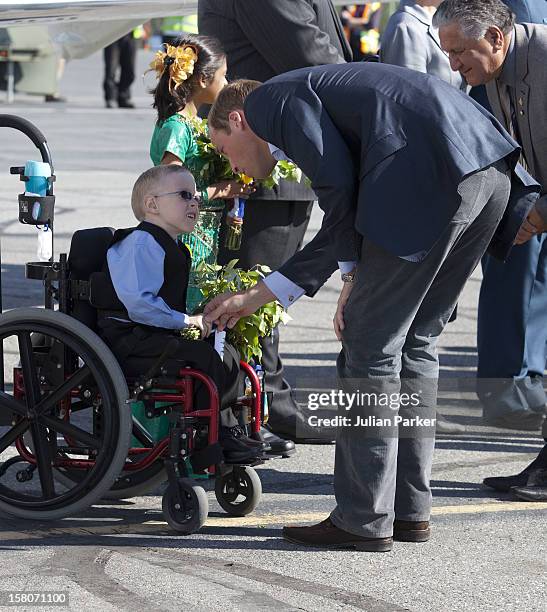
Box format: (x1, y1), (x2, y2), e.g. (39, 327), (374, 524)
(214, 466), (262, 517)
(0, 308), (132, 520)
(162, 477), (208, 534)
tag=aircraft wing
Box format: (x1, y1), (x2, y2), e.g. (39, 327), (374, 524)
(0, 1), (198, 59)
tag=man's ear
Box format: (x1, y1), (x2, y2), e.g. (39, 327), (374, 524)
(228, 110), (245, 131)
(485, 26), (504, 51)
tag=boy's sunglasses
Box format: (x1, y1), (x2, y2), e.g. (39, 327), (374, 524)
(154, 190), (202, 205)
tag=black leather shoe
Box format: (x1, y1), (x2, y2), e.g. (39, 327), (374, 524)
(44, 94), (66, 103)
(118, 99), (135, 109)
(483, 472), (530, 492)
(283, 517), (393, 552)
(482, 411), (545, 431)
(258, 426), (296, 457)
(511, 469), (547, 501)
(268, 410), (336, 444)
(220, 426), (269, 463)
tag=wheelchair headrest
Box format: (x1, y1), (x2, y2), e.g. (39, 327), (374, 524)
(68, 227), (115, 280)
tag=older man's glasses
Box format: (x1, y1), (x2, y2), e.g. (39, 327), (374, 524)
(154, 190), (202, 205)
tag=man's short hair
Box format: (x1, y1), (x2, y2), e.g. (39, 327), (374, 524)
(208, 79), (262, 133)
(433, 0), (515, 39)
(131, 165), (193, 221)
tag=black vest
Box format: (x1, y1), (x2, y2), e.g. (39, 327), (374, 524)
(92, 221), (191, 322)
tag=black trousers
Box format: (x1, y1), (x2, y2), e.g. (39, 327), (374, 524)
(218, 198), (313, 424)
(103, 33), (136, 104)
(99, 322), (239, 427)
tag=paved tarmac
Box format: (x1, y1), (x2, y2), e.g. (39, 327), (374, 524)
(0, 50), (545, 612)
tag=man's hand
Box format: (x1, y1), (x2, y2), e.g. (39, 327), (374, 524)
(204, 281), (276, 330)
(333, 281), (354, 341)
(515, 203), (547, 245)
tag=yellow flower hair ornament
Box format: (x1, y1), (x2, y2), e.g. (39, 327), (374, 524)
(149, 44), (198, 91)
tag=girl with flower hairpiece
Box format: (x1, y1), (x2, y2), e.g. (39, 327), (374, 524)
(149, 34), (255, 312)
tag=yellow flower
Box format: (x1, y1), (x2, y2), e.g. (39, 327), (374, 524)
(238, 173), (254, 185)
(149, 44), (198, 91)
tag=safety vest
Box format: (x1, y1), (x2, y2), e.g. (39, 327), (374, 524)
(161, 14), (198, 36)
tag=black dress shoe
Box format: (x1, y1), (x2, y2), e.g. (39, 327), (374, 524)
(220, 426), (269, 463)
(268, 410), (336, 444)
(44, 94), (66, 103)
(482, 411), (545, 431)
(483, 472), (530, 492)
(511, 469), (547, 501)
(257, 426), (296, 457)
(283, 517), (393, 552)
(118, 100), (135, 109)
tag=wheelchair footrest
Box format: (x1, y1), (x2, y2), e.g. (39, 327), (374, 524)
(190, 442), (223, 472)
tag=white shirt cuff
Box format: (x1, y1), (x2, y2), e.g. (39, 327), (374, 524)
(173, 311), (190, 329)
(263, 272), (306, 308)
(338, 261), (357, 274)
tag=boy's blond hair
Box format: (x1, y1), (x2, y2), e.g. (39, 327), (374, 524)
(208, 79), (262, 133)
(131, 165), (193, 221)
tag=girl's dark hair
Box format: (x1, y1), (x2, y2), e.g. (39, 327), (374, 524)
(152, 34), (226, 124)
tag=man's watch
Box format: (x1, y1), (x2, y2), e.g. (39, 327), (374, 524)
(341, 271), (356, 283)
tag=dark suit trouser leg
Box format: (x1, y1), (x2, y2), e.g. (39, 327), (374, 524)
(117, 33), (136, 104)
(477, 236), (547, 420)
(103, 41), (120, 103)
(330, 163), (510, 537)
(218, 199), (313, 424)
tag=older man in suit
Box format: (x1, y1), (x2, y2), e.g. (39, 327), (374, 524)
(435, 0), (547, 497)
(198, 0), (352, 444)
(202, 63), (526, 550)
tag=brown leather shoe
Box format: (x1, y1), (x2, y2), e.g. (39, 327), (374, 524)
(393, 520), (430, 542)
(282, 518), (393, 552)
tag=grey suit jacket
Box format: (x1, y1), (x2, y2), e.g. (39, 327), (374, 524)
(486, 23), (547, 195)
(198, 0), (352, 202)
(380, 1), (466, 90)
(244, 63), (524, 294)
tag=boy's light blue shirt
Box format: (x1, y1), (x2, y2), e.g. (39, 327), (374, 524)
(107, 230), (190, 329)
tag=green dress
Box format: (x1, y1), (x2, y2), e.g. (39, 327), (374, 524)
(150, 114), (224, 313)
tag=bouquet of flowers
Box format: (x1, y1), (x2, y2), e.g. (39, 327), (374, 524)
(190, 259), (291, 362)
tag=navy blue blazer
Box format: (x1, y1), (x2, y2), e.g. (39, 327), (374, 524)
(244, 62), (531, 295)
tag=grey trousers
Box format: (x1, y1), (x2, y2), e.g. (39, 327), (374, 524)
(331, 161), (511, 538)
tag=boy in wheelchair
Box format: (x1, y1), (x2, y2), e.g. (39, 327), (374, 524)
(94, 164), (266, 463)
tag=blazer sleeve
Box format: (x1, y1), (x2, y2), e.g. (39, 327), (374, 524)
(380, 21), (428, 73)
(232, 0), (347, 73)
(246, 82), (360, 294)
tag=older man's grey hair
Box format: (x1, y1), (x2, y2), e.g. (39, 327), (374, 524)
(433, 0), (515, 39)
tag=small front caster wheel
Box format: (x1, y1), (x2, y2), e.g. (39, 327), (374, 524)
(162, 478), (208, 534)
(214, 466), (262, 516)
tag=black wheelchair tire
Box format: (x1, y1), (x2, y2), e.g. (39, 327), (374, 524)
(214, 466), (262, 517)
(162, 477), (208, 534)
(0, 308), (132, 520)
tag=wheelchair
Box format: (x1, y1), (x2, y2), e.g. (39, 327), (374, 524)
(0, 115), (280, 534)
